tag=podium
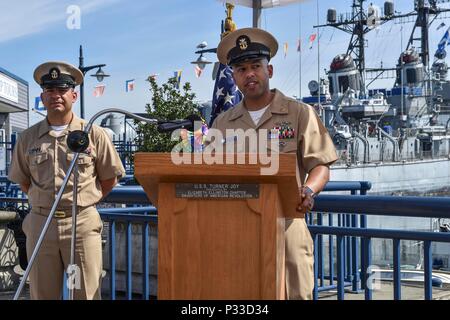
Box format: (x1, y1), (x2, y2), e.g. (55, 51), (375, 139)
(134, 153), (302, 299)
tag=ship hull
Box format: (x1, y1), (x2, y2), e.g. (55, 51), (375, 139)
(331, 158), (450, 194)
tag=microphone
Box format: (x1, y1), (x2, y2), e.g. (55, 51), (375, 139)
(157, 114), (202, 133)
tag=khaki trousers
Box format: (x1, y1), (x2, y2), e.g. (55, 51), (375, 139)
(285, 218), (314, 300)
(22, 206), (103, 300)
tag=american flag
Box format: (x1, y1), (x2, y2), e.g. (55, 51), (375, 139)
(209, 63), (242, 127)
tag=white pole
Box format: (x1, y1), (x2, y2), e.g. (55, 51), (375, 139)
(253, 0), (262, 28)
(317, 0), (321, 117)
(401, 26), (404, 118)
(299, 2), (302, 99)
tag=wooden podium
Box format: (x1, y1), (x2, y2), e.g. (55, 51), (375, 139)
(134, 153), (302, 300)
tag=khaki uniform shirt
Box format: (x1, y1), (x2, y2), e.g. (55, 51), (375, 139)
(210, 89), (338, 184)
(8, 114), (126, 209)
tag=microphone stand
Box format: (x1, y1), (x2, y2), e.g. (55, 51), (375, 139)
(13, 108), (158, 300)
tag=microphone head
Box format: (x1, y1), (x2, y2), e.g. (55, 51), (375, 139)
(156, 114), (204, 133)
(186, 114), (203, 131)
(67, 130), (90, 153)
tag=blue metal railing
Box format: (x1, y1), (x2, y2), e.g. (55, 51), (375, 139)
(101, 181), (372, 299)
(98, 208), (156, 300)
(3, 181), (450, 300)
(101, 183), (450, 300)
(310, 194), (450, 300)
(307, 181), (371, 296)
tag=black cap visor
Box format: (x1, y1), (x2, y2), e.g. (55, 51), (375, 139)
(227, 42), (271, 66)
(40, 74), (76, 89)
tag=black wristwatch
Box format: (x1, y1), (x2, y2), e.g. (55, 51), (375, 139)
(302, 186), (316, 198)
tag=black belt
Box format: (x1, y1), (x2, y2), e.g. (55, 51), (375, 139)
(32, 206), (93, 218)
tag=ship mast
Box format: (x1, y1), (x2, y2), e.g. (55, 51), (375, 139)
(405, 0), (450, 68)
(315, 0), (387, 95)
(348, 0), (367, 91)
(315, 0), (450, 92)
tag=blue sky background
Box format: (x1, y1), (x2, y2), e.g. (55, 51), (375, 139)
(1, 0), (449, 125)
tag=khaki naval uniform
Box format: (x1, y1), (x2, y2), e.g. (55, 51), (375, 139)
(8, 115), (126, 299)
(210, 89), (338, 299)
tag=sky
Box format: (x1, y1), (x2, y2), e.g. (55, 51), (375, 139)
(1, 0), (450, 126)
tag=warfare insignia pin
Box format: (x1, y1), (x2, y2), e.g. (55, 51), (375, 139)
(28, 147), (41, 154)
(279, 121), (292, 127)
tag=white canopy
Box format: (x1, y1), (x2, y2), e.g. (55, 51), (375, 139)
(217, 0), (306, 9)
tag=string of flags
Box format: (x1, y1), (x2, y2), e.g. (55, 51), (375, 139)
(174, 70), (182, 89)
(436, 26), (450, 59)
(308, 33), (317, 49)
(125, 79), (135, 92)
(93, 84), (105, 97)
(268, 33), (319, 57)
(87, 71), (183, 97)
(194, 65), (202, 78)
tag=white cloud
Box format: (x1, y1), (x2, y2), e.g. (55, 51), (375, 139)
(0, 0), (121, 43)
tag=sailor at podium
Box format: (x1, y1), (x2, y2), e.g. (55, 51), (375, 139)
(210, 27), (338, 299)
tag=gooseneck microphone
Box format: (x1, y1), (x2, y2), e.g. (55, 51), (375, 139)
(157, 114), (202, 133)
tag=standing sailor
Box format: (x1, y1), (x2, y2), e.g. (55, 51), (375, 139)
(8, 61), (126, 299)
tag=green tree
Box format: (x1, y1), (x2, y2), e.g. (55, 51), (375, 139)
(135, 76), (201, 152)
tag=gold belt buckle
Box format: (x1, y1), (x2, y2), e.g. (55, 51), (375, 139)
(54, 210), (66, 218)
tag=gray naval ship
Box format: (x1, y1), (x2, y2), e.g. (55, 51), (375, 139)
(302, 0), (450, 195)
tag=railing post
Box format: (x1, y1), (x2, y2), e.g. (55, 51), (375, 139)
(424, 240), (432, 300)
(313, 234), (319, 300)
(109, 220), (116, 300)
(360, 183), (368, 293)
(360, 214), (367, 292)
(337, 235), (345, 300)
(142, 221), (149, 300)
(126, 222), (132, 300)
(363, 237), (372, 300)
(351, 213), (360, 292)
(393, 238), (401, 300)
(318, 213), (324, 287)
(328, 214), (334, 286)
(345, 213), (352, 282)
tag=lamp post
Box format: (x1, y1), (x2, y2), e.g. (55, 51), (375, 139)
(191, 41), (216, 80)
(78, 45), (110, 119)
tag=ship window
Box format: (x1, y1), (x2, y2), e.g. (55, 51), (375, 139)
(338, 75), (350, 93)
(328, 76), (334, 95)
(406, 69), (417, 84)
(349, 74), (359, 91)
